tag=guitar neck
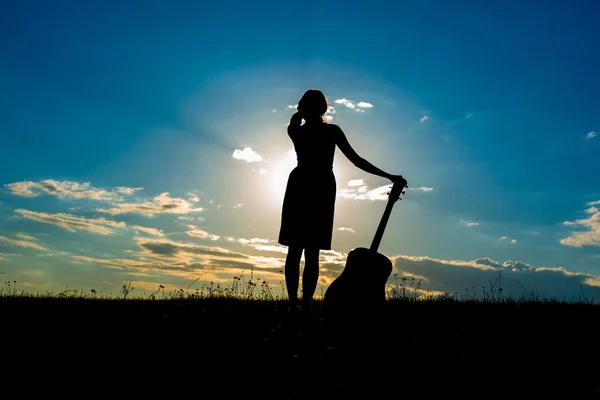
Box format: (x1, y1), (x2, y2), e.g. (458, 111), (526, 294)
(370, 197), (396, 253)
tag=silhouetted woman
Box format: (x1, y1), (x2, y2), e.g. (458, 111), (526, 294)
(278, 89), (406, 312)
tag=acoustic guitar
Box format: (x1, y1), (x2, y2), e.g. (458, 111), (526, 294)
(323, 178), (407, 310)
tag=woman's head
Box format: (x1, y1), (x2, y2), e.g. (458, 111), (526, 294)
(297, 89), (328, 122)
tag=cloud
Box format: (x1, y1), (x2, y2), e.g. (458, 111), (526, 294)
(334, 98), (355, 109)
(186, 225), (220, 241)
(115, 187), (144, 195)
(132, 225), (165, 237)
(15, 233), (39, 241)
(338, 183), (398, 201)
(339, 181), (433, 200)
(237, 238), (269, 245)
(232, 237), (288, 256)
(560, 200), (600, 247)
(133, 237), (253, 270)
(356, 102), (374, 108)
(334, 98), (374, 113)
(232, 147), (263, 162)
(460, 219), (479, 227)
(71, 254), (179, 271)
(15, 209), (126, 235)
(323, 105), (336, 122)
(97, 192), (204, 216)
(420, 116), (429, 123)
(347, 179), (365, 187)
(5, 180), (141, 201)
(585, 132), (597, 139)
(392, 254), (600, 300)
(251, 245), (288, 254)
(0, 235), (48, 251)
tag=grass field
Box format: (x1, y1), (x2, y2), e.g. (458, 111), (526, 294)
(2, 282), (599, 397)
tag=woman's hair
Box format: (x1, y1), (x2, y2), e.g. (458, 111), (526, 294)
(297, 89), (329, 123)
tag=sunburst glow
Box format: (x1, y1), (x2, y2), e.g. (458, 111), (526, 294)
(266, 149), (297, 204)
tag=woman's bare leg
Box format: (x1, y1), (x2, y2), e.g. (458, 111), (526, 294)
(302, 247), (320, 310)
(284, 246), (303, 307)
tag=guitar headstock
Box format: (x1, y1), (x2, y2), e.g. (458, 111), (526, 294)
(388, 178), (408, 203)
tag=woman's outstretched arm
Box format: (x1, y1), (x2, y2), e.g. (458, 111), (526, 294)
(334, 125), (406, 183)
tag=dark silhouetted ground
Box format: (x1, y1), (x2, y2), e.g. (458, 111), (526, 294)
(2, 297), (599, 397)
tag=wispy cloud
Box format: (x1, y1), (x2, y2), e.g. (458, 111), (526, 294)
(356, 102), (373, 109)
(15, 233), (39, 241)
(560, 200), (600, 247)
(347, 179), (364, 187)
(338, 181), (429, 201)
(15, 209), (126, 235)
(585, 131), (597, 140)
(115, 187), (144, 195)
(237, 238), (269, 246)
(71, 254), (179, 271)
(97, 192), (204, 216)
(500, 236), (518, 243)
(420, 116), (429, 123)
(5, 180), (141, 201)
(251, 244), (288, 254)
(132, 225), (165, 237)
(235, 237), (288, 255)
(338, 184), (389, 201)
(134, 237), (249, 263)
(408, 187), (434, 192)
(0, 234), (48, 251)
(186, 225), (220, 241)
(232, 147), (263, 162)
(460, 219), (479, 228)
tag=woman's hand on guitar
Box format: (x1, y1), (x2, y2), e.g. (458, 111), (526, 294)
(390, 174), (408, 187)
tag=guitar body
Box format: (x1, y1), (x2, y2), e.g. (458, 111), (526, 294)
(323, 178), (407, 312)
(324, 247), (393, 309)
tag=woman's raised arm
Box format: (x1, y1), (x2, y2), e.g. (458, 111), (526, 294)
(287, 111), (303, 138)
(334, 125), (406, 184)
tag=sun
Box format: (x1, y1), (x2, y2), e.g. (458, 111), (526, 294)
(266, 149), (297, 204)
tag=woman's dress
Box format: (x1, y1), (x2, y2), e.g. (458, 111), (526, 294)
(278, 121), (337, 250)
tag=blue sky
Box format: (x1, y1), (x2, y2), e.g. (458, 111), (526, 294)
(1, 0), (599, 300)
